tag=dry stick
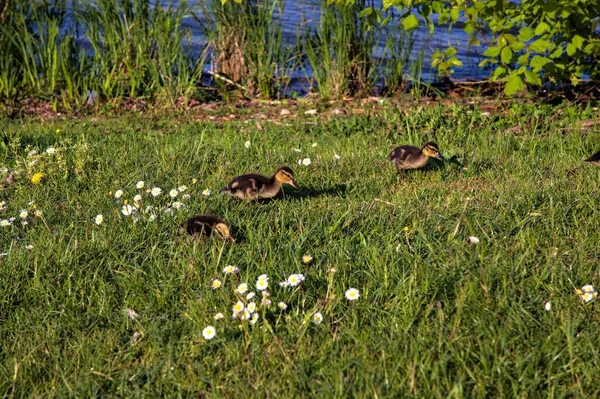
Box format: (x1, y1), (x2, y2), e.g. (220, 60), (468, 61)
(206, 70), (247, 91)
(452, 198), (471, 237)
(10, 359), (18, 399)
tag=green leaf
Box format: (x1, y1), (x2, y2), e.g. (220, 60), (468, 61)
(401, 14), (420, 31)
(518, 27), (534, 42)
(529, 39), (550, 53)
(504, 75), (525, 95)
(530, 55), (550, 72)
(517, 53), (529, 65)
(566, 43), (577, 56)
(549, 47), (563, 59)
(359, 7), (373, 17)
(534, 22), (550, 35)
(450, 58), (463, 67)
(444, 47), (457, 57)
(501, 47), (513, 64)
(572, 35), (585, 49)
(510, 41), (525, 52)
(490, 66), (506, 82)
(450, 8), (459, 22)
(483, 46), (501, 57)
(524, 70), (542, 86)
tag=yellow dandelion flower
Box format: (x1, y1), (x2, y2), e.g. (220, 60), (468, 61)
(31, 172), (44, 184)
(403, 226), (409, 232)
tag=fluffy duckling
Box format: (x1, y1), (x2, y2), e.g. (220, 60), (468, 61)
(179, 215), (234, 242)
(584, 149), (600, 167)
(388, 141), (444, 176)
(220, 166), (297, 200)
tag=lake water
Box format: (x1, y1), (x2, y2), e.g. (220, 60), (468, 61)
(163, 0), (489, 91)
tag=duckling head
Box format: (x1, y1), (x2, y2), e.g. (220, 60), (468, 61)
(421, 142), (444, 160)
(274, 166), (298, 188)
(214, 222), (235, 242)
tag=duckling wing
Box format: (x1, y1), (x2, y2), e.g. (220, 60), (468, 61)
(388, 145), (419, 162)
(226, 174), (268, 198)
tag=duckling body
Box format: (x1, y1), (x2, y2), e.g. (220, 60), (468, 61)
(220, 166), (297, 200)
(584, 149), (600, 167)
(388, 142), (444, 176)
(180, 215), (234, 241)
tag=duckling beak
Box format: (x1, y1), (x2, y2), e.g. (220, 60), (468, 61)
(225, 235), (235, 242)
(434, 152), (444, 161)
(289, 180), (298, 189)
(220, 186), (230, 193)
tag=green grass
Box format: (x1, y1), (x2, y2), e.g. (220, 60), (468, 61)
(1, 103), (600, 397)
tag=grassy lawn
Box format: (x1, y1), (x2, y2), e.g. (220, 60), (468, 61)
(1, 103), (599, 397)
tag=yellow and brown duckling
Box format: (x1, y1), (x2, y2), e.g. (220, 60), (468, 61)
(220, 166), (298, 200)
(388, 141), (444, 176)
(584, 149), (600, 167)
(179, 215), (234, 242)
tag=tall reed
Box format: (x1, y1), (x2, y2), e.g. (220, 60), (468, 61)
(302, 0), (377, 99)
(200, 0), (288, 99)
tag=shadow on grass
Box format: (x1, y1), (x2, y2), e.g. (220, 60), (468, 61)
(282, 183), (348, 200)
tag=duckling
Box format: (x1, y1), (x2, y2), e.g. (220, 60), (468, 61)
(388, 141), (444, 176)
(179, 215), (234, 242)
(584, 149), (600, 167)
(220, 166), (298, 200)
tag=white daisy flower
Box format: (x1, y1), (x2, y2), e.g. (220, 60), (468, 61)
(581, 285), (595, 293)
(122, 204), (134, 216)
(223, 265), (240, 275)
(235, 283), (248, 294)
(34, 210), (43, 217)
(302, 254), (312, 263)
(232, 301), (245, 314)
(21, 220), (28, 226)
(202, 188), (211, 196)
(2, 219), (12, 227)
(250, 313), (259, 325)
(257, 274), (269, 281)
(182, 193), (191, 200)
(246, 292), (256, 300)
(151, 187), (162, 197)
(256, 279), (268, 291)
(334, 154), (341, 160)
(544, 301), (551, 311)
(582, 292), (595, 303)
(239, 309), (251, 320)
(202, 326), (216, 340)
(178, 185), (187, 192)
(26, 244), (34, 251)
(169, 189), (178, 198)
(27, 200), (35, 206)
(312, 312), (323, 325)
(278, 302), (287, 310)
(312, 143), (317, 147)
(214, 313), (224, 320)
(468, 236), (480, 244)
(133, 194), (142, 204)
(286, 274), (305, 287)
(46, 147), (56, 155)
(302, 158), (311, 166)
(247, 302), (257, 313)
(261, 298), (272, 306)
(172, 201), (183, 210)
(211, 279), (222, 289)
(95, 215), (104, 225)
(148, 214), (156, 222)
(244, 140), (251, 148)
(279, 281), (289, 287)
(293, 148), (301, 152)
(192, 178), (197, 184)
(124, 308), (140, 320)
(19, 209), (28, 219)
(345, 288), (360, 301)
(115, 190), (123, 199)
(136, 181), (145, 189)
